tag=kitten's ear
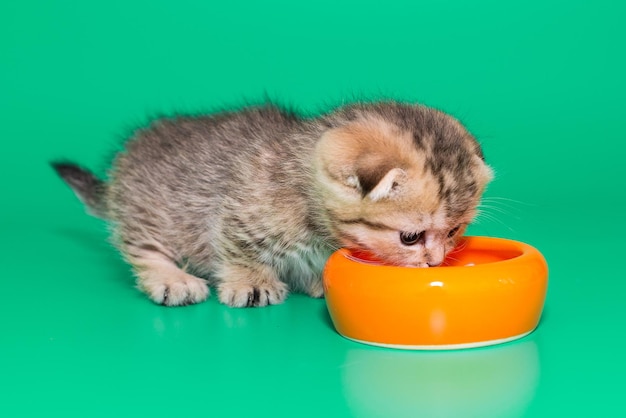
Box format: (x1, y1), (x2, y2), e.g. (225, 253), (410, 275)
(481, 163), (495, 183)
(356, 166), (407, 201)
(474, 156), (495, 184)
(314, 123), (409, 200)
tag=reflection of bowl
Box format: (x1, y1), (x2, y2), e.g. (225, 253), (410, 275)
(322, 236), (548, 350)
(341, 341), (540, 417)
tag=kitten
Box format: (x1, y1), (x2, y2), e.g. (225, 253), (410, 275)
(52, 101), (493, 307)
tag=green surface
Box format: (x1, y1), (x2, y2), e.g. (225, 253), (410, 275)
(2, 1), (625, 416)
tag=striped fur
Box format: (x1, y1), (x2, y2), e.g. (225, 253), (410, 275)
(53, 102), (492, 307)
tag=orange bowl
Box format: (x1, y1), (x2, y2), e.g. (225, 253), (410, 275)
(322, 236), (548, 350)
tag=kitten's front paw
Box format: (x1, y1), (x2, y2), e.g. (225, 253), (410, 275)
(139, 271), (210, 307)
(218, 280), (288, 308)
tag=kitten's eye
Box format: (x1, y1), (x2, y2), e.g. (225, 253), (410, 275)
(400, 231), (425, 246)
(448, 226), (461, 238)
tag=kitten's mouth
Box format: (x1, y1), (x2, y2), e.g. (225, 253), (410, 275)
(412, 263), (431, 268)
(394, 261), (430, 268)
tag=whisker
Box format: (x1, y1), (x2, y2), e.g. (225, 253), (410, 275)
(478, 205), (522, 220)
(482, 196), (535, 206)
(444, 255), (462, 264)
(478, 204), (514, 215)
(480, 197), (534, 218)
(481, 197), (533, 211)
(474, 212), (517, 233)
(452, 239), (469, 253)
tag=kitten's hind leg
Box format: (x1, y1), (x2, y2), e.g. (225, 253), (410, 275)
(216, 262), (288, 308)
(125, 244), (210, 306)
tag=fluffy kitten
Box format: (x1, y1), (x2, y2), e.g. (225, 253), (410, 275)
(52, 101), (493, 307)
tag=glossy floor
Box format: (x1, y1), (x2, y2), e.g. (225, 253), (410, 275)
(2, 216), (625, 417)
(2, 1), (625, 417)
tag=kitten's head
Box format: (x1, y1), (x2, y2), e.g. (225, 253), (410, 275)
(314, 102), (493, 267)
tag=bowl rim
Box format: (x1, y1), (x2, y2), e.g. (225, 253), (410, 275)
(332, 236), (543, 273)
(343, 329), (536, 351)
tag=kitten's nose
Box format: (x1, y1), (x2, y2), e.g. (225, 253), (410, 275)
(425, 246), (445, 267)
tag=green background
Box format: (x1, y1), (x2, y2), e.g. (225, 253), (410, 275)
(2, 1), (625, 416)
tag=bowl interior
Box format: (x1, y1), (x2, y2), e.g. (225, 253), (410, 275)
(347, 238), (524, 268)
(442, 245), (523, 267)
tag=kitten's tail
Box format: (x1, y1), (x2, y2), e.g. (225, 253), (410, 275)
(51, 162), (108, 219)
